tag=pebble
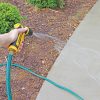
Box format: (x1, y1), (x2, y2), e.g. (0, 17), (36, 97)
(22, 87), (25, 90)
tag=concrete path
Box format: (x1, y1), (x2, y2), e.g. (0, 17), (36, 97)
(36, 1), (100, 100)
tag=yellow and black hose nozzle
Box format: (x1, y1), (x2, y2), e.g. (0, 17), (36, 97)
(8, 23), (33, 53)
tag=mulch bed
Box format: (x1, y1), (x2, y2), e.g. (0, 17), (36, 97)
(0, 0), (96, 100)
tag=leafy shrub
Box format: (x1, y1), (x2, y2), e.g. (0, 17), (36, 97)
(47, 0), (57, 8)
(57, 0), (65, 8)
(0, 3), (22, 34)
(27, 0), (65, 9)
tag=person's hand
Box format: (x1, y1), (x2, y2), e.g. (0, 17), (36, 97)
(4, 27), (28, 48)
(8, 27), (28, 43)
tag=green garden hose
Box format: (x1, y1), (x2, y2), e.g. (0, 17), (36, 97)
(12, 63), (84, 100)
(0, 54), (84, 100)
(6, 52), (13, 100)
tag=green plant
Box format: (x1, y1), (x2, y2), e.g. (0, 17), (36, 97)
(0, 3), (22, 34)
(57, 0), (65, 8)
(47, 0), (57, 8)
(35, 0), (48, 8)
(27, 0), (65, 9)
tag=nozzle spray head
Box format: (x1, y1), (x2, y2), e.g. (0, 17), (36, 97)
(8, 23), (33, 53)
(25, 27), (33, 36)
(14, 23), (33, 36)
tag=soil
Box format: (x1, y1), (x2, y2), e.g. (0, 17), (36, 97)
(0, 0), (96, 100)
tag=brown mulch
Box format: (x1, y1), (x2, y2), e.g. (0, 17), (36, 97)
(0, 0), (96, 100)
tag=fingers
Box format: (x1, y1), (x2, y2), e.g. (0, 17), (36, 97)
(17, 27), (28, 33)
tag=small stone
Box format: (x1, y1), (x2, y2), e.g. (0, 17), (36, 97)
(22, 87), (25, 90)
(69, 33), (72, 37)
(45, 69), (48, 71)
(42, 60), (45, 64)
(41, 74), (44, 76)
(26, 43), (30, 45)
(40, 67), (43, 69)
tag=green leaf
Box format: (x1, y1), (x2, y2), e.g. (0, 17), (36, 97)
(0, 3), (22, 34)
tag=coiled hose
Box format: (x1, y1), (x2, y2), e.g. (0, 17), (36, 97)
(0, 53), (84, 100)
